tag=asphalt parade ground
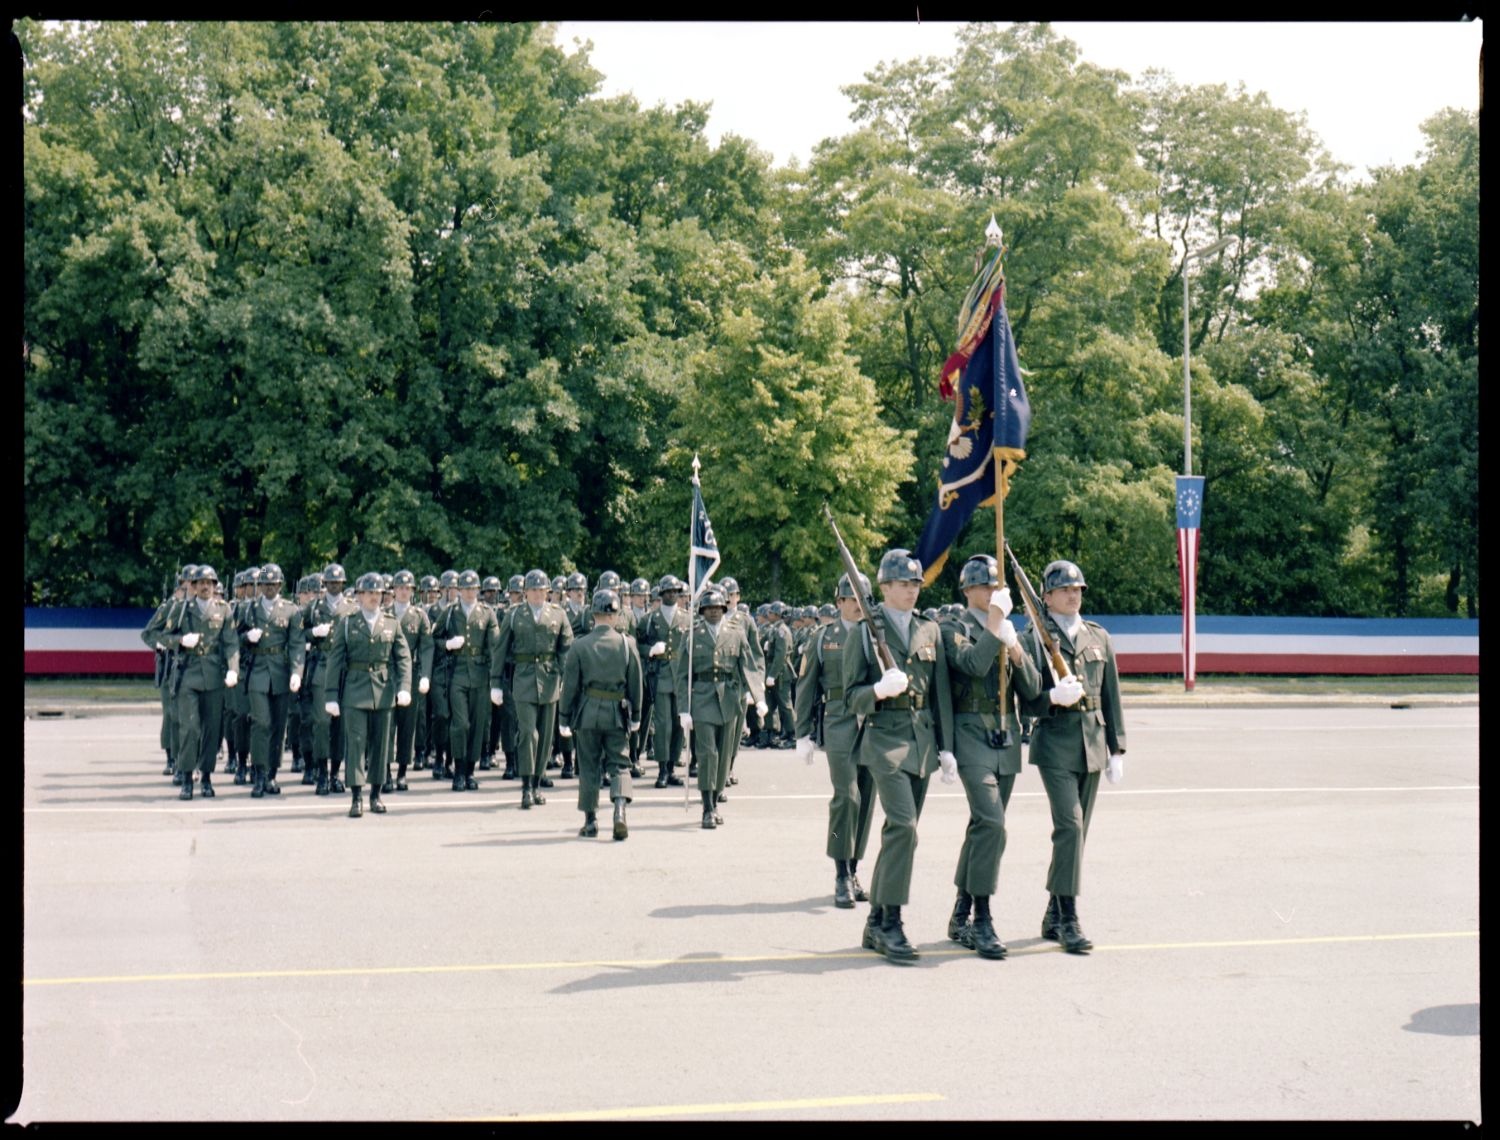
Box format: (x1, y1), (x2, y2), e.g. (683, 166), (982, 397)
(13, 697), (1479, 1122)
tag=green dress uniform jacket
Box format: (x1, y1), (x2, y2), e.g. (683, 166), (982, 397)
(160, 597), (241, 693)
(842, 609), (954, 778)
(675, 613), (766, 791)
(943, 609), (1041, 775)
(796, 618), (876, 863)
(1018, 614), (1126, 772)
(241, 596), (308, 696)
(494, 602), (573, 703)
(560, 623), (644, 813)
(322, 608), (413, 788)
(393, 602), (435, 688)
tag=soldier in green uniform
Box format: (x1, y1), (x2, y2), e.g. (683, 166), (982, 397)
(639, 575), (691, 788)
(239, 564), (306, 799)
(302, 563), (356, 796)
(1018, 559), (1125, 955)
(842, 549), (956, 963)
(292, 573), (322, 783)
(323, 573), (414, 818)
(556, 570), (593, 780)
(413, 574), (441, 770)
(478, 575), (505, 771)
(427, 569), (459, 780)
(624, 577), (653, 778)
(387, 569), (434, 793)
(675, 586), (767, 830)
(761, 603), (796, 749)
(142, 566), (192, 780)
(795, 572), (877, 909)
(222, 569), (255, 781)
(498, 573), (526, 780)
(715, 577), (763, 796)
(940, 554), (1043, 959)
(493, 569), (573, 809)
(559, 588), (643, 839)
(157, 565), (241, 800)
(433, 569), (501, 792)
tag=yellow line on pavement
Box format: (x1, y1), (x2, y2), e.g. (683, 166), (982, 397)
(22, 930), (1477, 987)
(457, 1092), (946, 1121)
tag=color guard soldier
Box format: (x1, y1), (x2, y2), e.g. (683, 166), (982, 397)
(303, 563), (356, 795)
(158, 565), (241, 800)
(387, 569), (434, 793)
(640, 575), (691, 787)
(559, 588), (643, 839)
(714, 577), (762, 797)
(796, 572), (877, 909)
(1018, 559), (1125, 955)
(240, 563), (306, 799)
(427, 569), (459, 780)
(142, 566), (191, 780)
(842, 549), (956, 963)
(435, 569), (501, 792)
(940, 554), (1042, 959)
(324, 572), (413, 818)
(493, 569), (573, 809)
(675, 586), (767, 830)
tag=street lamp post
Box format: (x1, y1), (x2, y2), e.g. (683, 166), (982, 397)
(1179, 235), (1232, 691)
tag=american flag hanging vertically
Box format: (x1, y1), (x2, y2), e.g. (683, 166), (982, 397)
(1176, 476), (1205, 689)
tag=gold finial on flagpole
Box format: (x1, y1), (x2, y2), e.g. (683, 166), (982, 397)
(692, 452), (701, 485)
(985, 214), (1003, 248)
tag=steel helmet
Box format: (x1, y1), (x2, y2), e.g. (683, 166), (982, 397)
(697, 586), (728, 611)
(1042, 560), (1087, 592)
(596, 570), (622, 592)
(354, 572), (384, 593)
(591, 588), (622, 614)
(818, 602), (837, 619)
(192, 565), (219, 583)
(876, 549), (923, 584)
(507, 574), (526, 593)
(392, 570), (416, 588)
(718, 576), (740, 596)
(959, 554), (1000, 589)
(457, 569), (481, 589)
(629, 577), (651, 596)
(481, 575), (502, 593)
(523, 569), (550, 591)
(658, 575), (686, 596)
(418, 574), (439, 592)
(836, 571), (871, 599)
(322, 563), (347, 585)
(565, 571), (588, 592)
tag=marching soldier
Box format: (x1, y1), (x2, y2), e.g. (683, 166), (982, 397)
(842, 548), (956, 963)
(157, 565), (241, 800)
(434, 569), (501, 792)
(493, 569), (573, 809)
(624, 577), (654, 778)
(413, 574), (441, 769)
(559, 588), (643, 840)
(142, 566), (191, 780)
(714, 576), (763, 798)
(497, 573), (526, 780)
(940, 554), (1042, 959)
(556, 570), (593, 779)
(639, 575), (691, 787)
(427, 569), (460, 780)
(224, 569), (257, 782)
(387, 569), (434, 793)
(795, 572), (877, 909)
(239, 564), (307, 799)
(293, 573), (323, 782)
(302, 563), (356, 795)
(479, 575), (506, 770)
(675, 586), (767, 830)
(761, 603), (796, 749)
(1018, 559), (1126, 956)
(323, 572), (414, 818)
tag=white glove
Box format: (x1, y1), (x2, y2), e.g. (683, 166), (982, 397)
(629, 722), (641, 734)
(873, 668), (909, 700)
(156, 642), (166, 650)
(679, 713), (693, 733)
(796, 737), (817, 765)
(418, 676), (429, 695)
(289, 672), (301, 693)
(245, 627), (263, 644)
(490, 688), (503, 706)
(311, 623), (331, 638)
(1106, 753), (1125, 784)
(325, 701), (340, 717)
(445, 635), (465, 651)
(223, 670), (238, 688)
(558, 725), (572, 738)
(990, 587), (1014, 619)
(765, 676), (776, 688)
(755, 700), (768, 718)
(396, 690), (411, 707)
(938, 750), (958, 784)
(1049, 674), (1085, 707)
(648, 642), (668, 658)
(997, 619), (1018, 648)
(180, 632), (201, 649)
(745, 690), (755, 706)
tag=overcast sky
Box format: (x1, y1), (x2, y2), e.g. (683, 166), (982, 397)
(556, 21), (1482, 181)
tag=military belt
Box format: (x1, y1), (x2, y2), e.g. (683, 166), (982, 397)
(515, 653), (555, 664)
(878, 694), (926, 711)
(824, 687), (843, 702)
(253, 645), (286, 658)
(702, 669), (737, 682)
(457, 652), (489, 661)
(955, 694), (994, 714)
(349, 662), (384, 672)
(586, 687), (626, 701)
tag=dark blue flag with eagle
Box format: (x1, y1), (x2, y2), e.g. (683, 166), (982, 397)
(914, 248), (1031, 584)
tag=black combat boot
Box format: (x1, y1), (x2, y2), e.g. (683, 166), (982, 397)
(199, 773), (215, 798)
(655, 764), (669, 789)
(521, 781), (534, 810)
(612, 798), (628, 841)
(665, 761), (683, 788)
(963, 896), (1007, 960)
(579, 811), (598, 838)
(531, 775), (546, 805)
(178, 772), (193, 801)
(880, 906), (918, 962)
(227, 754), (239, 776)
(264, 772), (280, 795)
(1056, 896), (1093, 954)
(348, 788), (363, 818)
(291, 755), (304, 774)
(431, 756), (446, 780)
(232, 759), (247, 785)
(370, 785), (387, 814)
(329, 764), (345, 794)
(862, 905), (885, 953)
(381, 777), (395, 795)
(948, 891), (973, 942)
(502, 756), (518, 780)
(687, 760), (697, 778)
(163, 755), (175, 777)
(301, 761), (316, 785)
(315, 762), (330, 796)
(251, 770), (266, 799)
(452, 767), (465, 792)
(479, 753), (492, 771)
(700, 789), (716, 830)
(833, 859), (854, 909)
(1041, 894), (1061, 942)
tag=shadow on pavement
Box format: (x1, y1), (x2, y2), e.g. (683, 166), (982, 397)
(1403, 1004), (1479, 1036)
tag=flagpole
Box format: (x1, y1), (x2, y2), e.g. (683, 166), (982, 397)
(985, 217), (1011, 741)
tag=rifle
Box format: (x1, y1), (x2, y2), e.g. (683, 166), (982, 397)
(1002, 540), (1073, 682)
(821, 503), (897, 674)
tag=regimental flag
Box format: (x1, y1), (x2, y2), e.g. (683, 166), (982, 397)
(688, 471), (720, 602)
(915, 247), (1031, 585)
(1176, 475), (1205, 683)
